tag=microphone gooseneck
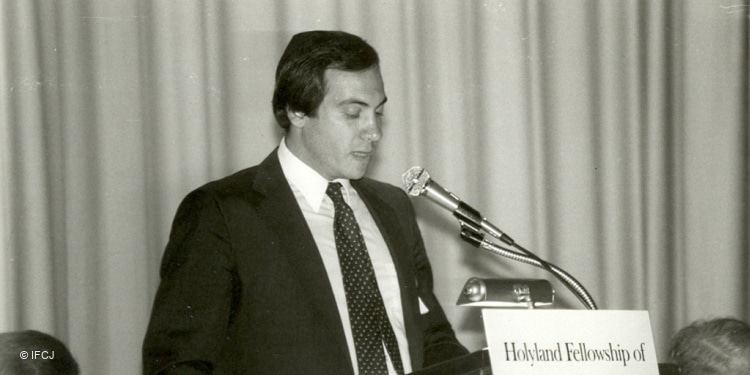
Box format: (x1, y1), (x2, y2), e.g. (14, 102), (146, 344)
(402, 166), (598, 310)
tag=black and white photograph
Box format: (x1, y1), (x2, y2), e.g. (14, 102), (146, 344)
(1, 1), (748, 374)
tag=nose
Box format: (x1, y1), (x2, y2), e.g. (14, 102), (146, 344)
(361, 116), (382, 142)
(364, 126), (381, 142)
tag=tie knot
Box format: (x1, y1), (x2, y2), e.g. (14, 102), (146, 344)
(326, 182), (345, 204)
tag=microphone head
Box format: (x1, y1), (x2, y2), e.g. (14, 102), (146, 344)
(402, 166), (431, 196)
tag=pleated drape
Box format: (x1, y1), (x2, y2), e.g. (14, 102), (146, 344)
(1, 1), (748, 374)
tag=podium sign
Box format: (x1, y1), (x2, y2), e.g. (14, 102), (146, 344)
(482, 309), (659, 374)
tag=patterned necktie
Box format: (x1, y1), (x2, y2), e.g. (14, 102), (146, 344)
(326, 182), (404, 375)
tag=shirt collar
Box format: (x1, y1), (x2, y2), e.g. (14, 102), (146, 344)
(278, 137), (353, 212)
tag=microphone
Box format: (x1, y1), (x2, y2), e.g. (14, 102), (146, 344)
(402, 166), (599, 310)
(402, 166), (514, 245)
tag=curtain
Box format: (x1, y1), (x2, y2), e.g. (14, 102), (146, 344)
(1, 1), (747, 373)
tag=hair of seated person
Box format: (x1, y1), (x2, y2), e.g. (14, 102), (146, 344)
(0, 330), (79, 375)
(670, 317), (750, 375)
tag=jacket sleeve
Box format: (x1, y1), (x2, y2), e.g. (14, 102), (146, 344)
(142, 189), (236, 375)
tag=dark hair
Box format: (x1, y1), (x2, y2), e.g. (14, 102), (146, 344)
(670, 317), (750, 374)
(272, 30), (380, 130)
(0, 330), (79, 375)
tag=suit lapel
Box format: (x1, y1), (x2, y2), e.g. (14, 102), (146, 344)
(352, 181), (410, 280)
(352, 180), (423, 370)
(252, 151), (353, 373)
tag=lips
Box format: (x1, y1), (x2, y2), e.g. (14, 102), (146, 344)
(352, 150), (374, 158)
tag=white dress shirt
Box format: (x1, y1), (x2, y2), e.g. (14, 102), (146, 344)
(277, 139), (412, 375)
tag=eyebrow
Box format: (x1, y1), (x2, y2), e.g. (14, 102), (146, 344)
(339, 97), (388, 108)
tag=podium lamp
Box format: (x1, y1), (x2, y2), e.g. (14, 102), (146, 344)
(456, 278), (554, 309)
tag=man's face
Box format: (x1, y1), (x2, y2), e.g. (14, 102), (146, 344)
(287, 66), (387, 181)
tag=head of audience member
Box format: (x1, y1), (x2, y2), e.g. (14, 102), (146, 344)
(0, 330), (79, 375)
(670, 317), (750, 374)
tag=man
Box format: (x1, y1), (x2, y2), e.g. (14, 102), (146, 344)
(143, 30), (467, 375)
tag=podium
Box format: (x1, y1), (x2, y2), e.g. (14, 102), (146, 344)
(428, 279), (683, 374)
(409, 349), (681, 375)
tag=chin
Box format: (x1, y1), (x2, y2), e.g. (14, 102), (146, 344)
(344, 168), (369, 180)
(346, 173), (367, 180)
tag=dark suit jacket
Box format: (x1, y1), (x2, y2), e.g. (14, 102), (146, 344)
(142, 150), (467, 374)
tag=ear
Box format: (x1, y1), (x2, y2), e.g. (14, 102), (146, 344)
(287, 109), (307, 129)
